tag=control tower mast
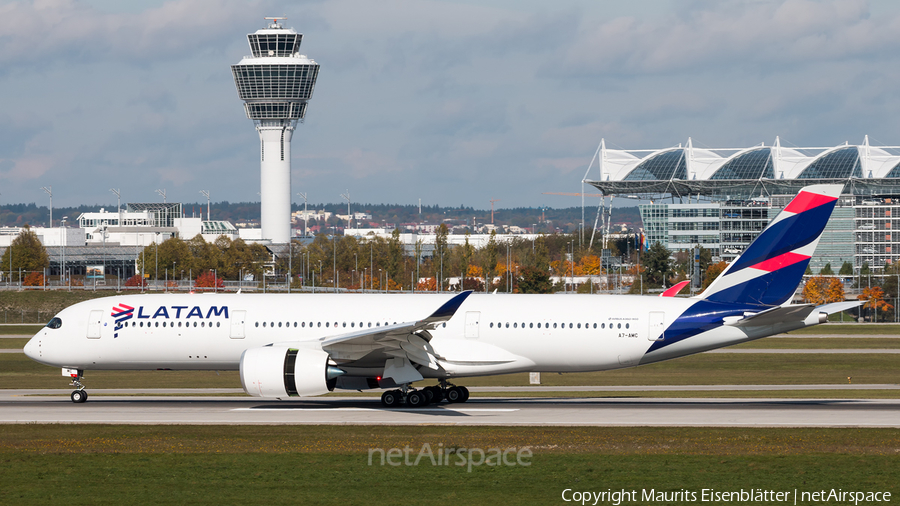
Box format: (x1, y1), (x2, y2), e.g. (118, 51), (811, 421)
(231, 17), (319, 244)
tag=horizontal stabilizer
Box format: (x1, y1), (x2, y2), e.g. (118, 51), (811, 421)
(725, 304), (816, 327)
(660, 280), (690, 297)
(816, 301), (863, 314)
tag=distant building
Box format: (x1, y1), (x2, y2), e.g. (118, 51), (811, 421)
(587, 137), (899, 272)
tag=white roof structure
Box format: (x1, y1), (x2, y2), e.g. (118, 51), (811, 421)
(586, 136), (900, 198)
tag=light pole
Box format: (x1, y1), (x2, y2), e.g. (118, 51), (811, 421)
(200, 190), (211, 221)
(40, 186), (52, 227)
(154, 232), (160, 291)
(532, 223), (536, 253)
(156, 188), (166, 203)
(110, 188), (121, 226)
(341, 190), (351, 229)
(332, 226), (337, 292)
(354, 253), (358, 289)
(60, 216), (67, 289)
(297, 192), (308, 237)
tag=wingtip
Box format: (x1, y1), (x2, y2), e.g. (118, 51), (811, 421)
(428, 290), (472, 320)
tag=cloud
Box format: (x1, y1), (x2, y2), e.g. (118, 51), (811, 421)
(555, 0), (900, 77)
(0, 0), (257, 68)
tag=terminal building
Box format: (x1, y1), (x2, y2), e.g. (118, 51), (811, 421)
(586, 137), (900, 273)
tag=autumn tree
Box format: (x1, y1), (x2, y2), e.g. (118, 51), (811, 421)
(700, 261), (728, 291)
(0, 226), (49, 282)
(858, 286), (893, 322)
(803, 276), (845, 305)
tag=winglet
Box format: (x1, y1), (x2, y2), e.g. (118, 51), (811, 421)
(660, 280), (690, 297)
(426, 290), (472, 321)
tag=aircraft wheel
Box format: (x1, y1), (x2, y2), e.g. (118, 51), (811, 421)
(71, 390), (87, 403)
(428, 386), (443, 403)
(421, 387), (435, 403)
(381, 390), (401, 408)
(460, 386), (469, 403)
(407, 390), (427, 408)
(446, 386), (464, 403)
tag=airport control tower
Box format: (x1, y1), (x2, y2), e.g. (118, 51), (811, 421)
(231, 17), (319, 244)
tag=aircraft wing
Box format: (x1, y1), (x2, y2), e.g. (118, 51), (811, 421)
(317, 291), (472, 368)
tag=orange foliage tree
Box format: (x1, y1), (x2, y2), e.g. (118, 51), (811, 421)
(195, 270), (224, 289)
(803, 276), (845, 305)
(858, 286), (893, 321)
(23, 272), (44, 287)
(124, 275), (146, 287)
(576, 255), (603, 276)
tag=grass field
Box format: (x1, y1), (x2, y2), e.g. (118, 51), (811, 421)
(0, 425), (897, 505)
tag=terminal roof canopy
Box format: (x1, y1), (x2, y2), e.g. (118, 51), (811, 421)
(586, 138), (900, 198)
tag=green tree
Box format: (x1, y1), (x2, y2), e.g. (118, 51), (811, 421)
(480, 230), (499, 291)
(642, 242), (672, 287)
(0, 226), (49, 282)
(819, 263), (834, 275)
(187, 234), (222, 274)
(517, 266), (553, 294)
(839, 261), (854, 275)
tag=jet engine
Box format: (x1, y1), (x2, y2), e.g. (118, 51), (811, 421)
(240, 346), (345, 398)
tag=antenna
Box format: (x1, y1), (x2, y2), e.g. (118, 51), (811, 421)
(156, 189), (167, 203)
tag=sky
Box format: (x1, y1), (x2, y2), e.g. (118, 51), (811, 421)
(3, 0), (900, 211)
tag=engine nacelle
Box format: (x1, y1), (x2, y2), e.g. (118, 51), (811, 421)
(240, 346), (343, 398)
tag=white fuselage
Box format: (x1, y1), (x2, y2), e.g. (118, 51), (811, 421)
(24, 292), (816, 386)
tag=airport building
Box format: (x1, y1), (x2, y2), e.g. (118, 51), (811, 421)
(586, 137), (900, 273)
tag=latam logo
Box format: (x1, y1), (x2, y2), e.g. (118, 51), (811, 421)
(110, 304), (229, 337)
(111, 304), (135, 338)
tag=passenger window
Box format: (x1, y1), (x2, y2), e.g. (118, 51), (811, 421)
(577, 323), (581, 329)
(625, 323), (630, 329)
(46, 317), (63, 329)
(490, 322), (494, 328)
(263, 322), (266, 327)
(505, 323), (509, 328)
(293, 322), (297, 328)
(317, 322), (321, 327)
(155, 322), (159, 327)
(537, 323), (541, 328)
(178, 322), (182, 327)
(601, 323), (605, 329)
(351, 322), (355, 327)
(513, 323), (517, 328)
(278, 322), (282, 328)
(326, 322), (330, 327)
(553, 323), (557, 329)
(194, 322), (198, 328)
(569, 323), (573, 329)
(342, 322), (346, 328)
(217, 322), (221, 327)
(617, 323), (621, 329)
(593, 323), (597, 329)
(442, 323), (446, 328)
(140, 322), (144, 327)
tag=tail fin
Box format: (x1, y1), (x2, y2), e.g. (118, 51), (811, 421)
(698, 184), (843, 306)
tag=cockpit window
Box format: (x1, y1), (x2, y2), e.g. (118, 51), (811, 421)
(46, 317), (62, 329)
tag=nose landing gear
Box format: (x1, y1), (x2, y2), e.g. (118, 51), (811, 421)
(66, 369), (88, 403)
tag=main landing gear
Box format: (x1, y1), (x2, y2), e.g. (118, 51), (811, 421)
(68, 370), (88, 403)
(380, 381), (469, 408)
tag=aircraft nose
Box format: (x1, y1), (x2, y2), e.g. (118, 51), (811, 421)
(23, 338), (39, 360)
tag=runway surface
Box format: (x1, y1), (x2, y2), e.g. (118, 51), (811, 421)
(1, 389), (898, 427)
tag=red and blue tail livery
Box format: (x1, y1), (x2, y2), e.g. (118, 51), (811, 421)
(699, 184), (842, 306)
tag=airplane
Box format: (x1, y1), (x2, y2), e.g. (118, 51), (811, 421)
(24, 184), (858, 406)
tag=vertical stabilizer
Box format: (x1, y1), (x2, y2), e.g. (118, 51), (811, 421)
(698, 184), (843, 306)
